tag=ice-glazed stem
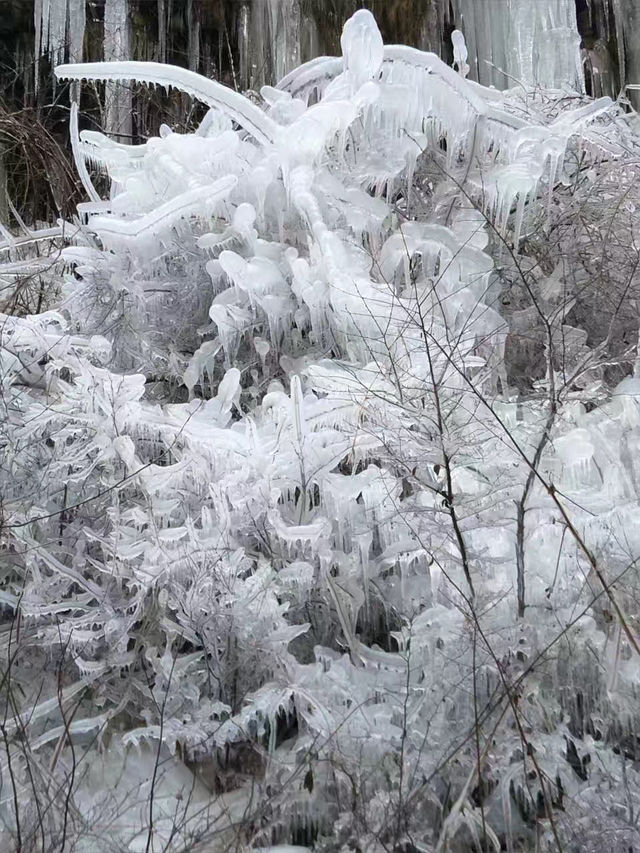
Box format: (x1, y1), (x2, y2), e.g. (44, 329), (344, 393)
(70, 101), (102, 203)
(276, 43), (526, 142)
(278, 46), (488, 110)
(55, 61), (277, 146)
(89, 175), (237, 242)
(277, 55), (345, 100)
(383, 45), (488, 113)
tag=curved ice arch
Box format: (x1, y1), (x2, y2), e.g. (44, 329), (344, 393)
(55, 61), (277, 147)
(378, 221), (493, 289)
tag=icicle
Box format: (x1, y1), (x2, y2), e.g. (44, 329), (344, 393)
(290, 374), (306, 448)
(553, 428), (599, 491)
(48, 0), (67, 67)
(157, 0), (167, 64)
(187, 0), (200, 73)
(34, 0), (43, 94)
(183, 340), (222, 399)
(237, 0), (251, 89)
(0, 142), (8, 226)
(619, 0), (640, 108)
(269, 0), (302, 84)
(355, 530), (373, 611)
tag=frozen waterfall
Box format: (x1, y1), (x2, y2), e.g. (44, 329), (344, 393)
(103, 0), (132, 140)
(28, 0), (640, 112)
(452, 0), (584, 91)
(34, 0), (85, 90)
(238, 0), (320, 90)
(32, 0), (586, 95)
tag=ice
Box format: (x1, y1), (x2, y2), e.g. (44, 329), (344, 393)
(255, 847), (310, 852)
(70, 101), (101, 203)
(6, 10), (640, 849)
(48, 0), (67, 65)
(270, 513), (331, 558)
(278, 2), (583, 105)
(66, 0), (86, 63)
(277, 55), (345, 102)
(183, 339), (222, 398)
(269, 0), (302, 84)
(89, 176), (237, 252)
(554, 428), (601, 490)
(487, 161), (544, 246)
(619, 0), (640, 107)
(237, 0), (311, 90)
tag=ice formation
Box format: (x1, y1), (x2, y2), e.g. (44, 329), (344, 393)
(4, 7), (640, 852)
(34, 0), (131, 135)
(29, 0), (640, 110)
